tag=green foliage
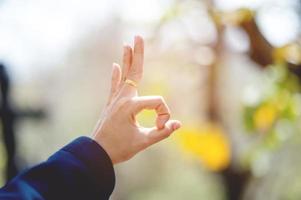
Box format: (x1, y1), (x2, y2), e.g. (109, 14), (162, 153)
(242, 64), (301, 175)
(243, 65), (300, 133)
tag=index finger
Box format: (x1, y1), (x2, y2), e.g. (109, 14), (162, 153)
(131, 96), (170, 129)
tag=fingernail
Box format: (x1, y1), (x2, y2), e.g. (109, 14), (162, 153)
(112, 63), (118, 69)
(172, 124), (180, 130)
(172, 122), (182, 130)
(123, 43), (130, 50)
(134, 35), (140, 44)
(112, 63), (116, 70)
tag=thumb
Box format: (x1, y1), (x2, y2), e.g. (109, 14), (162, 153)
(145, 120), (181, 146)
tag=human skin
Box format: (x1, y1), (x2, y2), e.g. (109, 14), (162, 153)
(92, 36), (182, 164)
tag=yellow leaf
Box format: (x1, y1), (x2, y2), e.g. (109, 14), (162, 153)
(213, 8), (254, 26)
(254, 104), (277, 132)
(273, 44), (301, 65)
(176, 123), (231, 171)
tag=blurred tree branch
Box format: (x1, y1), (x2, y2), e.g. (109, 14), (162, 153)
(241, 17), (274, 66)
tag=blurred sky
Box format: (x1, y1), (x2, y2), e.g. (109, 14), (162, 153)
(0, 0), (300, 82)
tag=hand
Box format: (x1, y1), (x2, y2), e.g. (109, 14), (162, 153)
(92, 36), (181, 164)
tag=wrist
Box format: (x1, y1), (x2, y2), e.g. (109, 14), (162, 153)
(92, 134), (117, 165)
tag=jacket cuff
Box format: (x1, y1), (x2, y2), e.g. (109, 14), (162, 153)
(62, 136), (115, 196)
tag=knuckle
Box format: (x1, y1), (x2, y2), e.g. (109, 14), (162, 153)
(162, 130), (171, 137)
(129, 71), (142, 80)
(156, 96), (165, 104)
(155, 96), (170, 112)
(117, 97), (132, 107)
(114, 97), (134, 112)
(156, 95), (163, 101)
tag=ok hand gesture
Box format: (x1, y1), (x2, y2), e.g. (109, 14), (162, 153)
(92, 36), (181, 164)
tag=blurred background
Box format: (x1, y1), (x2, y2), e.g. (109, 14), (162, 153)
(0, 0), (301, 199)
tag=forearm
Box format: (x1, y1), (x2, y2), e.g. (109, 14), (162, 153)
(0, 137), (115, 200)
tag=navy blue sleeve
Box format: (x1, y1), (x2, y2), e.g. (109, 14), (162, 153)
(0, 137), (116, 200)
